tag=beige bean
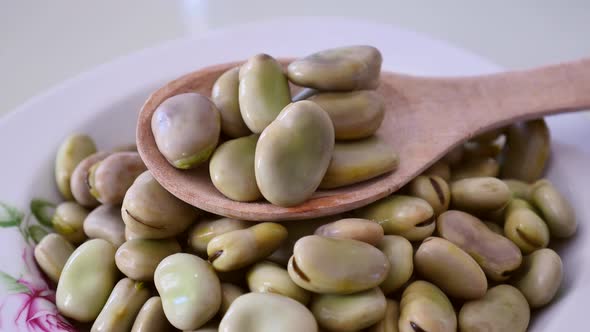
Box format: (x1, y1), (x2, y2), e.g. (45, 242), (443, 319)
(207, 222), (287, 271)
(399, 281), (456, 332)
(131, 296), (175, 332)
(52, 201), (89, 245)
(366, 299), (400, 332)
(187, 217), (250, 255)
(451, 177), (511, 213)
(211, 66), (251, 138)
(288, 235), (389, 294)
(33, 233), (75, 283)
(504, 207), (549, 254)
(70, 151), (110, 207)
(310, 287), (387, 332)
(438, 210), (522, 281)
(500, 119), (550, 182)
(247, 261), (310, 305)
(115, 238), (182, 281)
(83, 204), (126, 247)
(415, 237), (487, 300)
(91, 278), (151, 332)
(511, 248), (563, 308)
(88, 152), (146, 204)
(531, 179), (577, 238)
(378, 235), (413, 295)
(408, 175), (450, 216)
(314, 218), (384, 245)
(55, 134), (97, 200)
(220, 283), (245, 316)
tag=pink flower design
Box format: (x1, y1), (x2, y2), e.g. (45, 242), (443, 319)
(0, 247), (76, 332)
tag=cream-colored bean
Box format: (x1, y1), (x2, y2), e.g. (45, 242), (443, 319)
(131, 296), (176, 332)
(211, 66), (251, 138)
(83, 204), (126, 247)
(378, 235), (413, 295)
(52, 201), (89, 245)
(408, 175), (451, 216)
(115, 238), (181, 281)
(366, 299), (400, 332)
(511, 248), (563, 308)
(34, 233), (75, 283)
(451, 177), (511, 213)
(187, 217), (250, 255)
(247, 261), (310, 305)
(88, 152), (146, 204)
(220, 283), (245, 316)
(399, 281), (456, 332)
(70, 151), (110, 207)
(55, 134), (97, 200)
(314, 218), (384, 245)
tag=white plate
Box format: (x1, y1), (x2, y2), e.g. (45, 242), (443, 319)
(0, 17), (587, 331)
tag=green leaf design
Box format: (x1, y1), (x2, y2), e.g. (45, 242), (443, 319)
(28, 225), (50, 244)
(30, 199), (56, 227)
(0, 271), (29, 294)
(0, 202), (23, 228)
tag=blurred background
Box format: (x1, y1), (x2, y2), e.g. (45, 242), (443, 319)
(2, 0), (590, 114)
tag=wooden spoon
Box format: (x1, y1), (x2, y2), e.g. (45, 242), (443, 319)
(137, 58), (590, 221)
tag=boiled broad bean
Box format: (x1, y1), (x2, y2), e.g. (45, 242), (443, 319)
(154, 253), (221, 330)
(211, 66), (251, 138)
(70, 151), (110, 207)
(287, 45), (382, 91)
(151, 93), (220, 169)
(91, 278), (151, 332)
(247, 261), (310, 304)
(511, 248), (563, 308)
(207, 222), (287, 271)
(219, 293), (318, 332)
(115, 238), (181, 281)
(408, 175), (450, 216)
(310, 287), (387, 331)
(500, 119), (550, 182)
(319, 136), (398, 189)
(131, 296), (175, 332)
(357, 195), (435, 241)
(459, 285), (530, 332)
(34, 233), (75, 283)
(209, 134), (261, 202)
(83, 204), (126, 247)
(437, 210), (522, 281)
(309, 90), (384, 140)
(239, 54), (291, 133)
(255, 100), (334, 207)
(287, 235), (389, 294)
(122, 171), (200, 239)
(399, 281), (456, 332)
(378, 235), (413, 295)
(531, 179), (577, 238)
(88, 152), (146, 204)
(55, 134), (97, 200)
(187, 217), (250, 256)
(314, 218), (384, 245)
(52, 201), (89, 245)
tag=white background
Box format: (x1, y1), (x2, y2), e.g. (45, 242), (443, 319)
(2, 0), (590, 115)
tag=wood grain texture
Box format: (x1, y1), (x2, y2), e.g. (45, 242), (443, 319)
(137, 58), (590, 221)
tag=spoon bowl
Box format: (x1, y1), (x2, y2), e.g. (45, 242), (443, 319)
(137, 58), (590, 221)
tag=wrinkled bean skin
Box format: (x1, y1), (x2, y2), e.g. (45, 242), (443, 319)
(459, 285), (530, 332)
(357, 195), (435, 241)
(399, 281), (457, 332)
(219, 293), (318, 332)
(122, 171), (200, 239)
(504, 207), (549, 254)
(423, 160), (451, 181)
(207, 222), (288, 271)
(83, 204), (126, 247)
(152, 93), (221, 169)
(287, 45), (382, 91)
(503, 179), (532, 201)
(255, 100), (334, 207)
(319, 136), (398, 189)
(366, 299), (400, 332)
(415, 237), (487, 300)
(56, 239), (118, 322)
(314, 218), (384, 245)
(247, 261), (310, 304)
(91, 278), (151, 332)
(531, 180), (577, 238)
(511, 248), (563, 308)
(115, 238), (182, 281)
(220, 283), (245, 315)
(55, 134), (97, 200)
(378, 235), (413, 295)
(52, 201), (89, 245)
(309, 90), (384, 140)
(131, 296), (175, 332)
(211, 67), (251, 138)
(408, 175), (450, 216)
(288, 235), (389, 294)
(500, 119), (550, 182)
(71, 151), (110, 207)
(239, 54), (291, 133)
(311, 287), (387, 332)
(451, 177), (511, 213)
(154, 253), (221, 330)
(34, 233), (75, 283)
(89, 152), (147, 204)
(187, 217), (250, 256)
(209, 134), (261, 202)
(437, 210), (522, 281)
(451, 157), (499, 181)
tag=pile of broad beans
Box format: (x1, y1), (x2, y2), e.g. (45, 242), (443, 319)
(33, 46), (575, 332)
